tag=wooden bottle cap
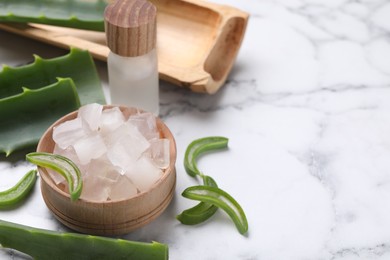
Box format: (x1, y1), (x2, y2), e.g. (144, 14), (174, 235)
(104, 0), (157, 57)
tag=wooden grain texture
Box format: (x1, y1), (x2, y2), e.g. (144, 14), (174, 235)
(0, 0), (249, 94)
(37, 105), (177, 235)
(105, 0), (157, 57)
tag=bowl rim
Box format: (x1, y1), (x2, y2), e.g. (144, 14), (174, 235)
(37, 105), (177, 205)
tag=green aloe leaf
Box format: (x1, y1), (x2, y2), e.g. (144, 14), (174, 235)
(182, 185), (248, 235)
(26, 152), (83, 201)
(0, 48), (106, 105)
(0, 0), (107, 31)
(0, 170), (37, 209)
(0, 78), (81, 156)
(0, 219), (168, 260)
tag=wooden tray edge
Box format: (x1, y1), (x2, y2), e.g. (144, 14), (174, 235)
(0, 0), (249, 94)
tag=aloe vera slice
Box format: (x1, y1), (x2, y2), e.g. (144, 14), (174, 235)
(0, 0), (107, 31)
(27, 152), (82, 201)
(184, 136), (229, 177)
(0, 170), (37, 209)
(0, 78), (81, 156)
(178, 137), (228, 225)
(0, 48), (106, 105)
(182, 185), (248, 235)
(177, 175), (219, 225)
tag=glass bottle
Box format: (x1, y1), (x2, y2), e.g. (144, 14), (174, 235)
(104, 0), (159, 115)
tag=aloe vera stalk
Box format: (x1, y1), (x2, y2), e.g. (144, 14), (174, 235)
(0, 48), (106, 105)
(0, 170), (37, 209)
(0, 219), (168, 260)
(182, 185), (248, 235)
(27, 152), (83, 201)
(184, 136), (229, 177)
(178, 137), (229, 225)
(0, 78), (80, 156)
(0, 0), (107, 31)
(177, 175), (218, 225)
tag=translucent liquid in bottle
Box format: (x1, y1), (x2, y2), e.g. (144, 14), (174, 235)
(107, 49), (159, 116)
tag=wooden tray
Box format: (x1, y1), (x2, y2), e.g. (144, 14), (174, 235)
(0, 0), (249, 94)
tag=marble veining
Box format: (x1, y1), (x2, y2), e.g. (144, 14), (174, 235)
(1, 0), (390, 259)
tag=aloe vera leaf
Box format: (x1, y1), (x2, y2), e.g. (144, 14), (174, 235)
(182, 185), (249, 235)
(179, 137), (228, 225)
(0, 48), (106, 105)
(184, 136), (229, 177)
(26, 152), (82, 201)
(0, 78), (81, 156)
(0, 170), (37, 209)
(0, 219), (168, 260)
(177, 175), (219, 225)
(0, 0), (107, 31)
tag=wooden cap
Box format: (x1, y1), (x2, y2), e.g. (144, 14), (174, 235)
(104, 0), (157, 57)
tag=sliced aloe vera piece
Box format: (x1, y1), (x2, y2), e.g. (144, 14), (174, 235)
(0, 48), (106, 105)
(182, 185), (248, 235)
(0, 78), (81, 156)
(177, 175), (219, 225)
(184, 136), (229, 177)
(26, 152), (82, 201)
(179, 137), (228, 225)
(0, 0), (107, 31)
(0, 170), (37, 209)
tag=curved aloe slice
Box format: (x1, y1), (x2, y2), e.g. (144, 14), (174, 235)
(184, 136), (228, 177)
(182, 185), (248, 235)
(177, 175), (218, 225)
(0, 170), (37, 209)
(179, 137), (228, 225)
(26, 152), (82, 201)
(0, 0), (107, 31)
(0, 78), (80, 156)
(0, 48), (106, 105)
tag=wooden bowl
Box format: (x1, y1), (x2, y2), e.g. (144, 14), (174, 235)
(0, 0), (249, 94)
(36, 105), (176, 235)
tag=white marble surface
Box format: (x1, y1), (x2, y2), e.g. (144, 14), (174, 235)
(1, 0), (390, 259)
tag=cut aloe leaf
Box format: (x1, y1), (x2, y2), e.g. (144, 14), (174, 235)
(184, 136), (229, 177)
(0, 48), (106, 105)
(177, 175), (219, 225)
(0, 78), (81, 156)
(0, 170), (37, 209)
(26, 152), (82, 201)
(0, 0), (107, 31)
(0, 219), (168, 260)
(182, 185), (248, 235)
